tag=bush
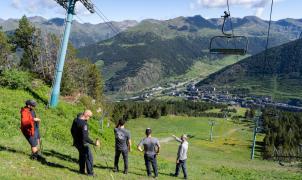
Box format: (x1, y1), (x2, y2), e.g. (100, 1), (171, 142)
(0, 69), (32, 89)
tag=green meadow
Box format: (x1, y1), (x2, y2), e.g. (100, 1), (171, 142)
(0, 88), (301, 179)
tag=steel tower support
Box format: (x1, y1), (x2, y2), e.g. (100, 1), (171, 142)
(50, 0), (94, 107)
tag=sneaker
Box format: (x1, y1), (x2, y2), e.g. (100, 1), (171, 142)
(36, 153), (46, 163)
(30, 153), (37, 160)
(113, 168), (119, 173)
(170, 173), (177, 177)
(123, 170), (128, 174)
(87, 173), (96, 177)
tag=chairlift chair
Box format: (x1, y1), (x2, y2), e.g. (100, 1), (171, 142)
(209, 11), (248, 55)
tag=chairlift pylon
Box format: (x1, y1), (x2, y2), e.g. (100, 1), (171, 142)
(209, 11), (248, 55)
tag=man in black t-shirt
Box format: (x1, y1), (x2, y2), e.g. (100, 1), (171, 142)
(71, 110), (100, 176)
(113, 119), (131, 174)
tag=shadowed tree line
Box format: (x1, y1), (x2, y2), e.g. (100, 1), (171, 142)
(110, 100), (227, 123)
(262, 109), (302, 161)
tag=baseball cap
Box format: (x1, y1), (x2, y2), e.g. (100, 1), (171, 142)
(25, 100), (37, 107)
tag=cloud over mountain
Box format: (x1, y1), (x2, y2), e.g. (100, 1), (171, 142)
(190, 0), (283, 17)
(10, 0), (90, 16)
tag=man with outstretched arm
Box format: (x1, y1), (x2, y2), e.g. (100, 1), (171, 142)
(172, 134), (189, 179)
(137, 128), (160, 178)
(71, 110), (100, 176)
(20, 100), (45, 161)
(113, 118), (132, 174)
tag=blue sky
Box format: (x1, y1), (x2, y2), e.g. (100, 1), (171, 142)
(0, 0), (300, 24)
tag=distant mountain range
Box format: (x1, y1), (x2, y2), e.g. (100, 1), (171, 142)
(77, 15), (302, 93)
(0, 16), (137, 48)
(197, 38), (302, 102)
(2, 15), (302, 96)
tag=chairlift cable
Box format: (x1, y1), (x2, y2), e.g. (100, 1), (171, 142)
(226, 0), (235, 39)
(74, 15), (86, 24)
(264, 0), (274, 73)
(90, 0), (121, 35)
(94, 5), (121, 34)
(226, 0), (239, 61)
(90, 2), (131, 44)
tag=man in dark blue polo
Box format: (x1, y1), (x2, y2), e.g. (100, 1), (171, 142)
(71, 110), (100, 176)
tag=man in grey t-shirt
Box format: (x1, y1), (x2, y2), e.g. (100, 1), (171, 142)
(138, 128), (160, 178)
(114, 119), (131, 174)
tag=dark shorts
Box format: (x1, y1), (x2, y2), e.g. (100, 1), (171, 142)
(24, 134), (38, 147)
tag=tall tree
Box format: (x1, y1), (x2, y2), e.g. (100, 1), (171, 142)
(87, 64), (103, 102)
(0, 27), (12, 70)
(12, 15), (39, 70)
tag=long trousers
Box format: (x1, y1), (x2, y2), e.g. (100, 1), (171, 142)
(114, 149), (128, 172)
(76, 145), (94, 175)
(175, 159), (187, 178)
(144, 154), (158, 177)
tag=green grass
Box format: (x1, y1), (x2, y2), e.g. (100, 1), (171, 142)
(0, 88), (301, 179)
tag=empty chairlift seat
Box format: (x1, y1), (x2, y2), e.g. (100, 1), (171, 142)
(209, 35), (248, 55)
(209, 11), (249, 55)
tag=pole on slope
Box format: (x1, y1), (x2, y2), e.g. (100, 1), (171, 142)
(50, 0), (76, 107)
(209, 120), (216, 142)
(251, 110), (261, 160)
(50, 0), (95, 107)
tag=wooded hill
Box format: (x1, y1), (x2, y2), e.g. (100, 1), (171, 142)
(197, 38), (302, 102)
(77, 15), (302, 93)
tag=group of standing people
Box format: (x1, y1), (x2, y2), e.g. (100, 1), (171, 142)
(113, 119), (188, 179)
(20, 100), (188, 179)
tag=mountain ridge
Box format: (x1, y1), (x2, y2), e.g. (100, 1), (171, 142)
(0, 16), (138, 48)
(77, 15), (302, 93)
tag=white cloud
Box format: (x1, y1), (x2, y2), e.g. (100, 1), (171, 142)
(190, 0), (284, 17)
(11, 0), (22, 9)
(193, 0), (268, 8)
(255, 7), (265, 17)
(75, 1), (92, 16)
(10, 0), (92, 17)
(10, 0), (66, 15)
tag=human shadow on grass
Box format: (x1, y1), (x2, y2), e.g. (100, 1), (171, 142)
(0, 145), (78, 174)
(158, 171), (175, 176)
(43, 149), (78, 163)
(129, 166), (173, 177)
(43, 149), (115, 171)
(0, 145), (28, 155)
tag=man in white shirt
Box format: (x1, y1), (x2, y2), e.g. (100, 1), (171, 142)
(172, 134), (188, 179)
